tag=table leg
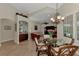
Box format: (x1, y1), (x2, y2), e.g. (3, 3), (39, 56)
(48, 45), (51, 56)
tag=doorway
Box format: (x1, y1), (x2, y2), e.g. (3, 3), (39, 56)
(19, 21), (28, 42)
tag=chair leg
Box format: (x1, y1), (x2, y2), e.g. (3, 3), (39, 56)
(37, 51), (40, 56)
(36, 47), (38, 51)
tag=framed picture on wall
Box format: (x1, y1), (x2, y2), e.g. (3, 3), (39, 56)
(4, 25), (11, 30)
(34, 25), (38, 30)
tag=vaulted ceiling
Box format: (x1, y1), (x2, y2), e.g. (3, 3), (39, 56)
(10, 3), (63, 23)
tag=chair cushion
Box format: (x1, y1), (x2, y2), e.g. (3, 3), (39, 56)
(44, 35), (50, 39)
(38, 43), (45, 45)
(63, 37), (72, 44)
(38, 46), (47, 50)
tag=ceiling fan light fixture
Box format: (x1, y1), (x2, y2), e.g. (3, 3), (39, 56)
(57, 15), (61, 19)
(50, 3), (65, 24)
(61, 17), (65, 20)
(50, 18), (55, 22)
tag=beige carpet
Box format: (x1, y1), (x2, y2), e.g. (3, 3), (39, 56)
(0, 40), (37, 56)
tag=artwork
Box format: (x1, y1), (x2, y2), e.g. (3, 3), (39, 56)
(35, 25), (38, 30)
(4, 25), (11, 30)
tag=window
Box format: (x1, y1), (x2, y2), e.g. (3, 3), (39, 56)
(63, 15), (73, 37)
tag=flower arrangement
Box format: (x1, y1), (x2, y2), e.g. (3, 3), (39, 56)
(47, 29), (57, 46)
(47, 29), (54, 37)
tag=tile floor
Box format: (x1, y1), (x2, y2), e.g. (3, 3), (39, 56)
(0, 40), (37, 56)
(0, 39), (79, 56)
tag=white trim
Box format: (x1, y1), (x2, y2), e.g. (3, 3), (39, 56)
(14, 15), (20, 44)
(0, 43), (1, 47)
(0, 39), (14, 43)
(73, 13), (77, 40)
(15, 15), (31, 44)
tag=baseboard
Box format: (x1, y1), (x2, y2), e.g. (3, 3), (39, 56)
(14, 39), (19, 44)
(0, 39), (14, 43)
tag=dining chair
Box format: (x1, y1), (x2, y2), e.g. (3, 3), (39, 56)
(58, 37), (74, 46)
(44, 35), (50, 39)
(63, 37), (74, 45)
(34, 38), (48, 56)
(69, 38), (74, 45)
(50, 45), (79, 56)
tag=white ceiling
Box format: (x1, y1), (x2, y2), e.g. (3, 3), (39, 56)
(10, 3), (63, 23)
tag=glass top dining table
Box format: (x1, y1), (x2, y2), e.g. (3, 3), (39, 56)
(42, 38), (66, 56)
(43, 38), (65, 47)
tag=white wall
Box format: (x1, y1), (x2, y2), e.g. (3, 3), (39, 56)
(57, 21), (63, 39)
(0, 4), (17, 20)
(0, 19), (15, 42)
(0, 3), (17, 44)
(30, 22), (42, 33)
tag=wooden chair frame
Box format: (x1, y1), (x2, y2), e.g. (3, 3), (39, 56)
(34, 38), (48, 56)
(50, 45), (79, 56)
